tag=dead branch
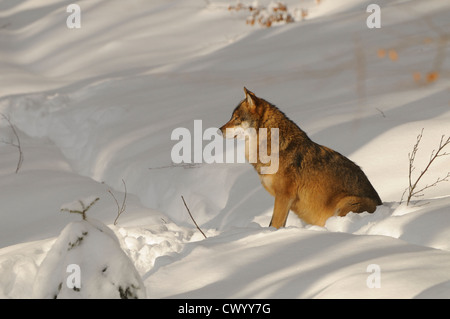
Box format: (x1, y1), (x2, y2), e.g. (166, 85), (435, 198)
(108, 179), (128, 225)
(148, 163), (202, 170)
(1, 113), (23, 173)
(376, 108), (386, 118)
(402, 129), (450, 205)
(181, 195), (207, 239)
(61, 197), (100, 220)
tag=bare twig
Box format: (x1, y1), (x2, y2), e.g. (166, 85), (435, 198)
(181, 195), (207, 239)
(149, 163), (202, 170)
(376, 108), (386, 118)
(61, 197), (100, 220)
(402, 129), (450, 205)
(108, 179), (128, 225)
(1, 113), (23, 173)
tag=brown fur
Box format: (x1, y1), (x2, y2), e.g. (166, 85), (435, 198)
(220, 87), (382, 228)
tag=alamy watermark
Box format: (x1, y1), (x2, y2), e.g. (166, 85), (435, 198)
(366, 263), (381, 288)
(66, 264), (81, 290)
(366, 4), (381, 29)
(171, 120), (279, 174)
(66, 4), (81, 29)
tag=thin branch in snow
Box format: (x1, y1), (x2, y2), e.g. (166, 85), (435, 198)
(376, 108), (386, 118)
(1, 113), (23, 173)
(401, 129), (450, 205)
(149, 163), (202, 170)
(108, 179), (128, 226)
(181, 195), (207, 239)
(61, 197), (100, 220)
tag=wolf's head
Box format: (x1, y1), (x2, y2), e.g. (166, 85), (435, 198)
(219, 87), (265, 139)
(219, 87), (280, 174)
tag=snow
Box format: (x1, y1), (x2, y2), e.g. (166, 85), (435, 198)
(1, 0), (450, 299)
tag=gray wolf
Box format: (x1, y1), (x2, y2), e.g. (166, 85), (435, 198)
(219, 87), (382, 228)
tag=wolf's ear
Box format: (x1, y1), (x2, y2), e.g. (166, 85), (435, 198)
(243, 87), (257, 113)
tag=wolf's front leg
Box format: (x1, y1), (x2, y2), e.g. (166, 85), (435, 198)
(269, 196), (293, 229)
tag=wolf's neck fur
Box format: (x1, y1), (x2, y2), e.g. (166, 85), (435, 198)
(260, 102), (311, 150)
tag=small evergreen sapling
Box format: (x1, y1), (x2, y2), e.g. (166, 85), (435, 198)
(33, 196), (146, 299)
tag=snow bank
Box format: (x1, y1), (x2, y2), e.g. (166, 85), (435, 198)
(145, 225), (450, 299)
(326, 198), (450, 252)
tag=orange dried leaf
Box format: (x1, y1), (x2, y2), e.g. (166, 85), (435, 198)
(301, 9), (308, 19)
(377, 49), (386, 58)
(388, 49), (398, 61)
(426, 71), (439, 83)
(278, 3), (287, 12)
